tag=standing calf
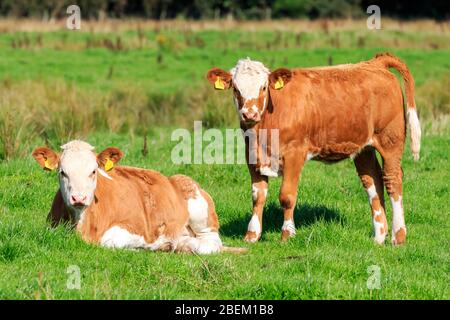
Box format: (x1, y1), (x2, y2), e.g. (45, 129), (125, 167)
(206, 53), (421, 245)
(33, 140), (244, 254)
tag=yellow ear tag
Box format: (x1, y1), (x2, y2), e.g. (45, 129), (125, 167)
(214, 77), (225, 90)
(274, 77), (284, 90)
(44, 159), (54, 171)
(104, 159), (114, 172)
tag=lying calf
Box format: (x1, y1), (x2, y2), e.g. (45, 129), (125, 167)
(32, 140), (243, 254)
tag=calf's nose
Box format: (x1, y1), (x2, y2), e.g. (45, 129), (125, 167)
(243, 112), (258, 121)
(71, 195), (87, 205)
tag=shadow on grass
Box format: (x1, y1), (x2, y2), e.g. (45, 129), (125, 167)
(220, 201), (345, 238)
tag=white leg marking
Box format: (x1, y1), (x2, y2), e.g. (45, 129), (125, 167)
(259, 166), (279, 177)
(372, 210), (386, 244)
(390, 195), (405, 240)
(175, 235), (200, 252)
(366, 185), (377, 204)
(252, 184), (258, 201)
(282, 219), (296, 236)
(252, 184), (268, 202)
(365, 185), (386, 244)
(174, 231), (222, 255)
(100, 226), (149, 249)
(196, 231), (222, 254)
(247, 214), (261, 241)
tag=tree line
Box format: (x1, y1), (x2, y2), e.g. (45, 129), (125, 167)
(0, 0), (448, 20)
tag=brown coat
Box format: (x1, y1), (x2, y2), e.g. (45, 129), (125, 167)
(48, 167), (206, 245)
(207, 53), (421, 245)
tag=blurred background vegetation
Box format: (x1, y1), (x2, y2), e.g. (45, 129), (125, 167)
(0, 0), (448, 20)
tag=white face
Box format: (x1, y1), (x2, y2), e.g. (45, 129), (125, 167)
(58, 144), (98, 210)
(231, 59), (270, 124)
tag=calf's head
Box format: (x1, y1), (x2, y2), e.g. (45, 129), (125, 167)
(32, 140), (123, 210)
(206, 58), (292, 126)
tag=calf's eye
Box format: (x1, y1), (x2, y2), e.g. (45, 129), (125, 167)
(60, 170), (67, 178)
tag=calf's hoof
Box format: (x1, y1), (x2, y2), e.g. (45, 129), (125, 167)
(391, 228), (406, 246)
(281, 220), (296, 241)
(244, 231), (260, 243)
(373, 231), (388, 245)
(281, 229), (296, 242)
(373, 237), (386, 245)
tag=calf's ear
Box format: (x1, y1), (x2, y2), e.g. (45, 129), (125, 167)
(97, 147), (124, 172)
(269, 68), (292, 90)
(206, 68), (232, 90)
(32, 147), (59, 171)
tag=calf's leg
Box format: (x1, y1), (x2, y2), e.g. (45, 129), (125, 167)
(354, 148), (388, 244)
(244, 170), (269, 243)
(279, 149), (305, 241)
(374, 117), (407, 245)
(185, 187), (223, 254)
(382, 154), (406, 245)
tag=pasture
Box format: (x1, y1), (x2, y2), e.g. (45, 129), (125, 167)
(0, 19), (449, 299)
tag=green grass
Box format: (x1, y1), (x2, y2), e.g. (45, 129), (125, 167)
(0, 130), (448, 299)
(1, 29), (450, 92)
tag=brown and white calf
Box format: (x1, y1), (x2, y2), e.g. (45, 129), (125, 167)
(206, 53), (421, 245)
(32, 140), (243, 254)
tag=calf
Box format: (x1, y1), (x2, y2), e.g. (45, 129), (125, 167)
(206, 53), (421, 245)
(33, 140), (244, 254)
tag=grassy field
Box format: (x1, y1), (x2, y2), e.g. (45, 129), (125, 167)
(0, 131), (448, 299)
(0, 20), (449, 299)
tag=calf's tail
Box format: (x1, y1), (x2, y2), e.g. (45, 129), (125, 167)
(373, 52), (421, 161)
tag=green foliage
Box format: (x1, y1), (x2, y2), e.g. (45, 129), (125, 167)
(273, 0), (313, 18)
(273, 0), (365, 19)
